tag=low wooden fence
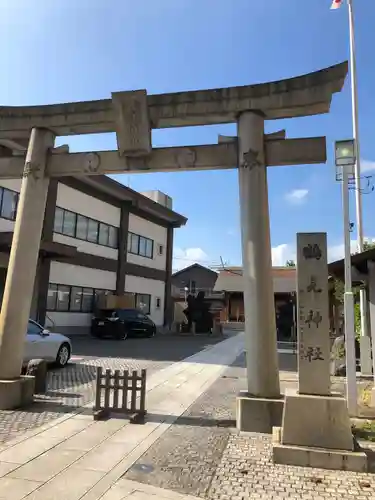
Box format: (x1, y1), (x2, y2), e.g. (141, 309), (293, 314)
(93, 367), (147, 422)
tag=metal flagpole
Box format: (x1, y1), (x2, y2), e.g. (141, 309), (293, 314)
(347, 0), (372, 376)
(343, 163), (358, 416)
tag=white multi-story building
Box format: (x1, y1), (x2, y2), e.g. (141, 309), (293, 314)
(0, 177), (186, 333)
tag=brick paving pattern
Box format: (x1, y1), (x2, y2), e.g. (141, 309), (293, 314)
(209, 434), (375, 500)
(0, 335), (222, 445)
(126, 352), (375, 500)
(125, 355), (246, 497)
(0, 357), (167, 445)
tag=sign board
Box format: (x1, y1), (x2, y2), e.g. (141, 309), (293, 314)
(296, 233), (330, 396)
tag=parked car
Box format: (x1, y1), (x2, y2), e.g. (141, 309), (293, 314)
(91, 308), (156, 340)
(24, 319), (72, 367)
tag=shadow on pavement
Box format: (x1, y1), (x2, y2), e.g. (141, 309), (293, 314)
(69, 334), (227, 363)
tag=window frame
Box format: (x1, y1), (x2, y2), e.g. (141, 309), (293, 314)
(46, 283), (113, 313)
(135, 293), (151, 315)
(0, 186), (19, 222)
(55, 284), (70, 312)
(127, 232), (154, 259)
(53, 207), (118, 249)
(61, 210), (76, 238)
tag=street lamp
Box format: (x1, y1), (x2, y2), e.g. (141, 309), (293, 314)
(184, 286), (189, 304)
(334, 139), (357, 416)
(335, 139), (356, 168)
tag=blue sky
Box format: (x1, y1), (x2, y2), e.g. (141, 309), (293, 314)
(1, 0), (374, 269)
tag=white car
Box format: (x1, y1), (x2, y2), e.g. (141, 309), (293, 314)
(24, 319), (72, 368)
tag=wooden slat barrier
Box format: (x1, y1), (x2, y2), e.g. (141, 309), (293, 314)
(93, 367), (147, 422)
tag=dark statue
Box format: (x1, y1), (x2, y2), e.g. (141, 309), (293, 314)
(183, 291), (213, 334)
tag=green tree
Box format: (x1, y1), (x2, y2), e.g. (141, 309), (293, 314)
(334, 239), (375, 340)
(363, 240), (375, 251)
(285, 260), (296, 267)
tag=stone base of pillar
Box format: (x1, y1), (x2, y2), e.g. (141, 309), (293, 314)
(272, 389), (367, 471)
(236, 391), (284, 433)
(0, 376), (35, 410)
(360, 335), (373, 376)
(272, 427), (367, 472)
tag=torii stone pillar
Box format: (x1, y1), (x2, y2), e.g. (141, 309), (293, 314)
(238, 111), (280, 397)
(236, 112), (282, 433)
(0, 128), (54, 408)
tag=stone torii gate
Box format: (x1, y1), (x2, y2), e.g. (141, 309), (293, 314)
(0, 61), (347, 411)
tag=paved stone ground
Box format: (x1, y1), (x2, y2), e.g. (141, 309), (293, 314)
(125, 352), (375, 500)
(0, 334), (221, 445)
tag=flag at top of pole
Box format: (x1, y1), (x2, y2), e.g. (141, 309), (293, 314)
(331, 0), (343, 9)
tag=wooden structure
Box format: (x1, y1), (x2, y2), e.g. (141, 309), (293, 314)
(93, 367), (146, 422)
(96, 292), (136, 310)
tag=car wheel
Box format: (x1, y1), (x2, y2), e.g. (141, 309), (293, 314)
(56, 343), (71, 367)
(115, 329), (128, 341)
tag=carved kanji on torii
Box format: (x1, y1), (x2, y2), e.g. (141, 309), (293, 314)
(0, 62), (348, 409)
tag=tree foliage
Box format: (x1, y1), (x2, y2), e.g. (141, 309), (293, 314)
(363, 240), (375, 251)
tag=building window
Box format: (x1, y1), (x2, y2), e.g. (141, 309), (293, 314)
(47, 283), (58, 310)
(62, 210), (76, 237)
(87, 219), (99, 243)
(128, 232), (154, 259)
(156, 297), (161, 309)
(47, 283), (112, 313)
(53, 207), (118, 248)
(98, 223), (109, 246)
(54, 208), (64, 233)
(108, 226), (117, 248)
(135, 293), (151, 314)
(70, 286), (83, 312)
(56, 284), (70, 311)
(81, 287), (94, 312)
(76, 215), (88, 240)
(190, 280), (196, 294)
(158, 244), (164, 256)
(0, 187), (18, 221)
(94, 289), (108, 308)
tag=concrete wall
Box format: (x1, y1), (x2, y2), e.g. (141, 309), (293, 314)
(49, 262), (116, 290)
(53, 233), (118, 260)
(47, 262), (116, 329)
(56, 183), (120, 227)
(0, 179), (21, 192)
(127, 214), (167, 271)
(125, 275), (165, 326)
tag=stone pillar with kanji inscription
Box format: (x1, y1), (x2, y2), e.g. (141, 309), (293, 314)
(297, 233), (330, 396)
(272, 233), (367, 472)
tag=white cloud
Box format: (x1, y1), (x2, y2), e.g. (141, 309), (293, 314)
(173, 247), (210, 271)
(285, 189), (309, 205)
(328, 237), (375, 262)
(272, 243), (296, 266)
(272, 237), (375, 267)
(361, 160), (375, 173)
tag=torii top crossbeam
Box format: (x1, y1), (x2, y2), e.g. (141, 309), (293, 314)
(0, 62), (347, 141)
